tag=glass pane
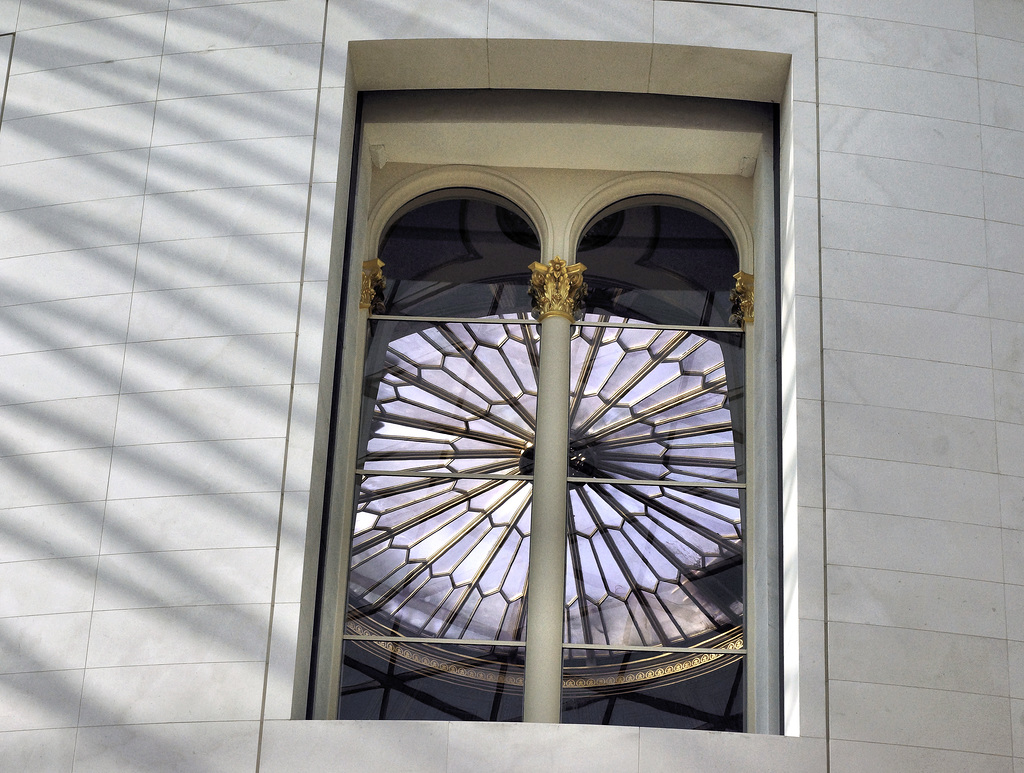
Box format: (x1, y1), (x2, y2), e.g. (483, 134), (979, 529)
(561, 649), (744, 731)
(348, 475), (532, 642)
(347, 196), (747, 727)
(351, 320), (744, 648)
(379, 197), (538, 317)
(580, 204), (739, 326)
(340, 641), (525, 721)
(359, 319), (540, 475)
(565, 484), (743, 648)
(569, 325), (744, 484)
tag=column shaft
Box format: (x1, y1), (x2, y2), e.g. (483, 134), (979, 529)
(523, 313), (572, 723)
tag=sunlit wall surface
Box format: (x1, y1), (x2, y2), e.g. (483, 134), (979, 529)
(0, 1), (1022, 771)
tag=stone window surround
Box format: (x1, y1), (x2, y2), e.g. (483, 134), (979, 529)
(313, 87), (774, 731)
(283, 18), (820, 756)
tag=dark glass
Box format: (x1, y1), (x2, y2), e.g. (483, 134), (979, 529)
(378, 197), (539, 317)
(561, 650), (744, 731)
(340, 641), (525, 721)
(580, 204), (740, 327)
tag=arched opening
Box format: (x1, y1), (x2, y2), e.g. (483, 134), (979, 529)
(337, 191), (746, 730)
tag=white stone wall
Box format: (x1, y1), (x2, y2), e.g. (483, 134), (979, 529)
(817, 2), (1024, 770)
(0, 1), (1020, 771)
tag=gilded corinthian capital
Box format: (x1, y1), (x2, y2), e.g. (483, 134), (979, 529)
(528, 257), (587, 321)
(360, 258), (386, 312)
(730, 271), (754, 327)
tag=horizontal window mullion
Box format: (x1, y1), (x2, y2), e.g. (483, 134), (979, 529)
(567, 477), (744, 488)
(342, 634), (744, 657)
(356, 469), (533, 481)
(343, 634), (524, 648)
(575, 319), (742, 334)
(367, 313), (742, 336)
(355, 469), (743, 488)
(368, 313), (538, 326)
(563, 642), (745, 656)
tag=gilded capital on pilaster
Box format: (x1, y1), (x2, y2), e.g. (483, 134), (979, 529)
(730, 270), (754, 327)
(360, 258), (386, 312)
(528, 257), (587, 322)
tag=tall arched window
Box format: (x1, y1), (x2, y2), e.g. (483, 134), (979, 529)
(334, 191), (747, 730)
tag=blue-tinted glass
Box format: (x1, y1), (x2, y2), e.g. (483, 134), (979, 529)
(580, 204), (739, 326)
(561, 650), (744, 731)
(378, 197), (538, 317)
(340, 641), (525, 721)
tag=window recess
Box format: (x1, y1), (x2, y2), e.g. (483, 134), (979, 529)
(305, 90), (778, 733)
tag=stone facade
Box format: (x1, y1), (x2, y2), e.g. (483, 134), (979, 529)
(1, 1), (1022, 770)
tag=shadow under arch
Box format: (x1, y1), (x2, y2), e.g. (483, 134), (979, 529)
(567, 173), (754, 273)
(366, 166), (553, 267)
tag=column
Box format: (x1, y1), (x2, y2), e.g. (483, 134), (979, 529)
(523, 257), (586, 723)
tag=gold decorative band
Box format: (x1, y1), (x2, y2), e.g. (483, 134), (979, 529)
(346, 619), (743, 690)
(528, 257), (587, 322)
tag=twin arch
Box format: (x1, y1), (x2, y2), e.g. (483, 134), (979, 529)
(338, 183), (749, 729)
